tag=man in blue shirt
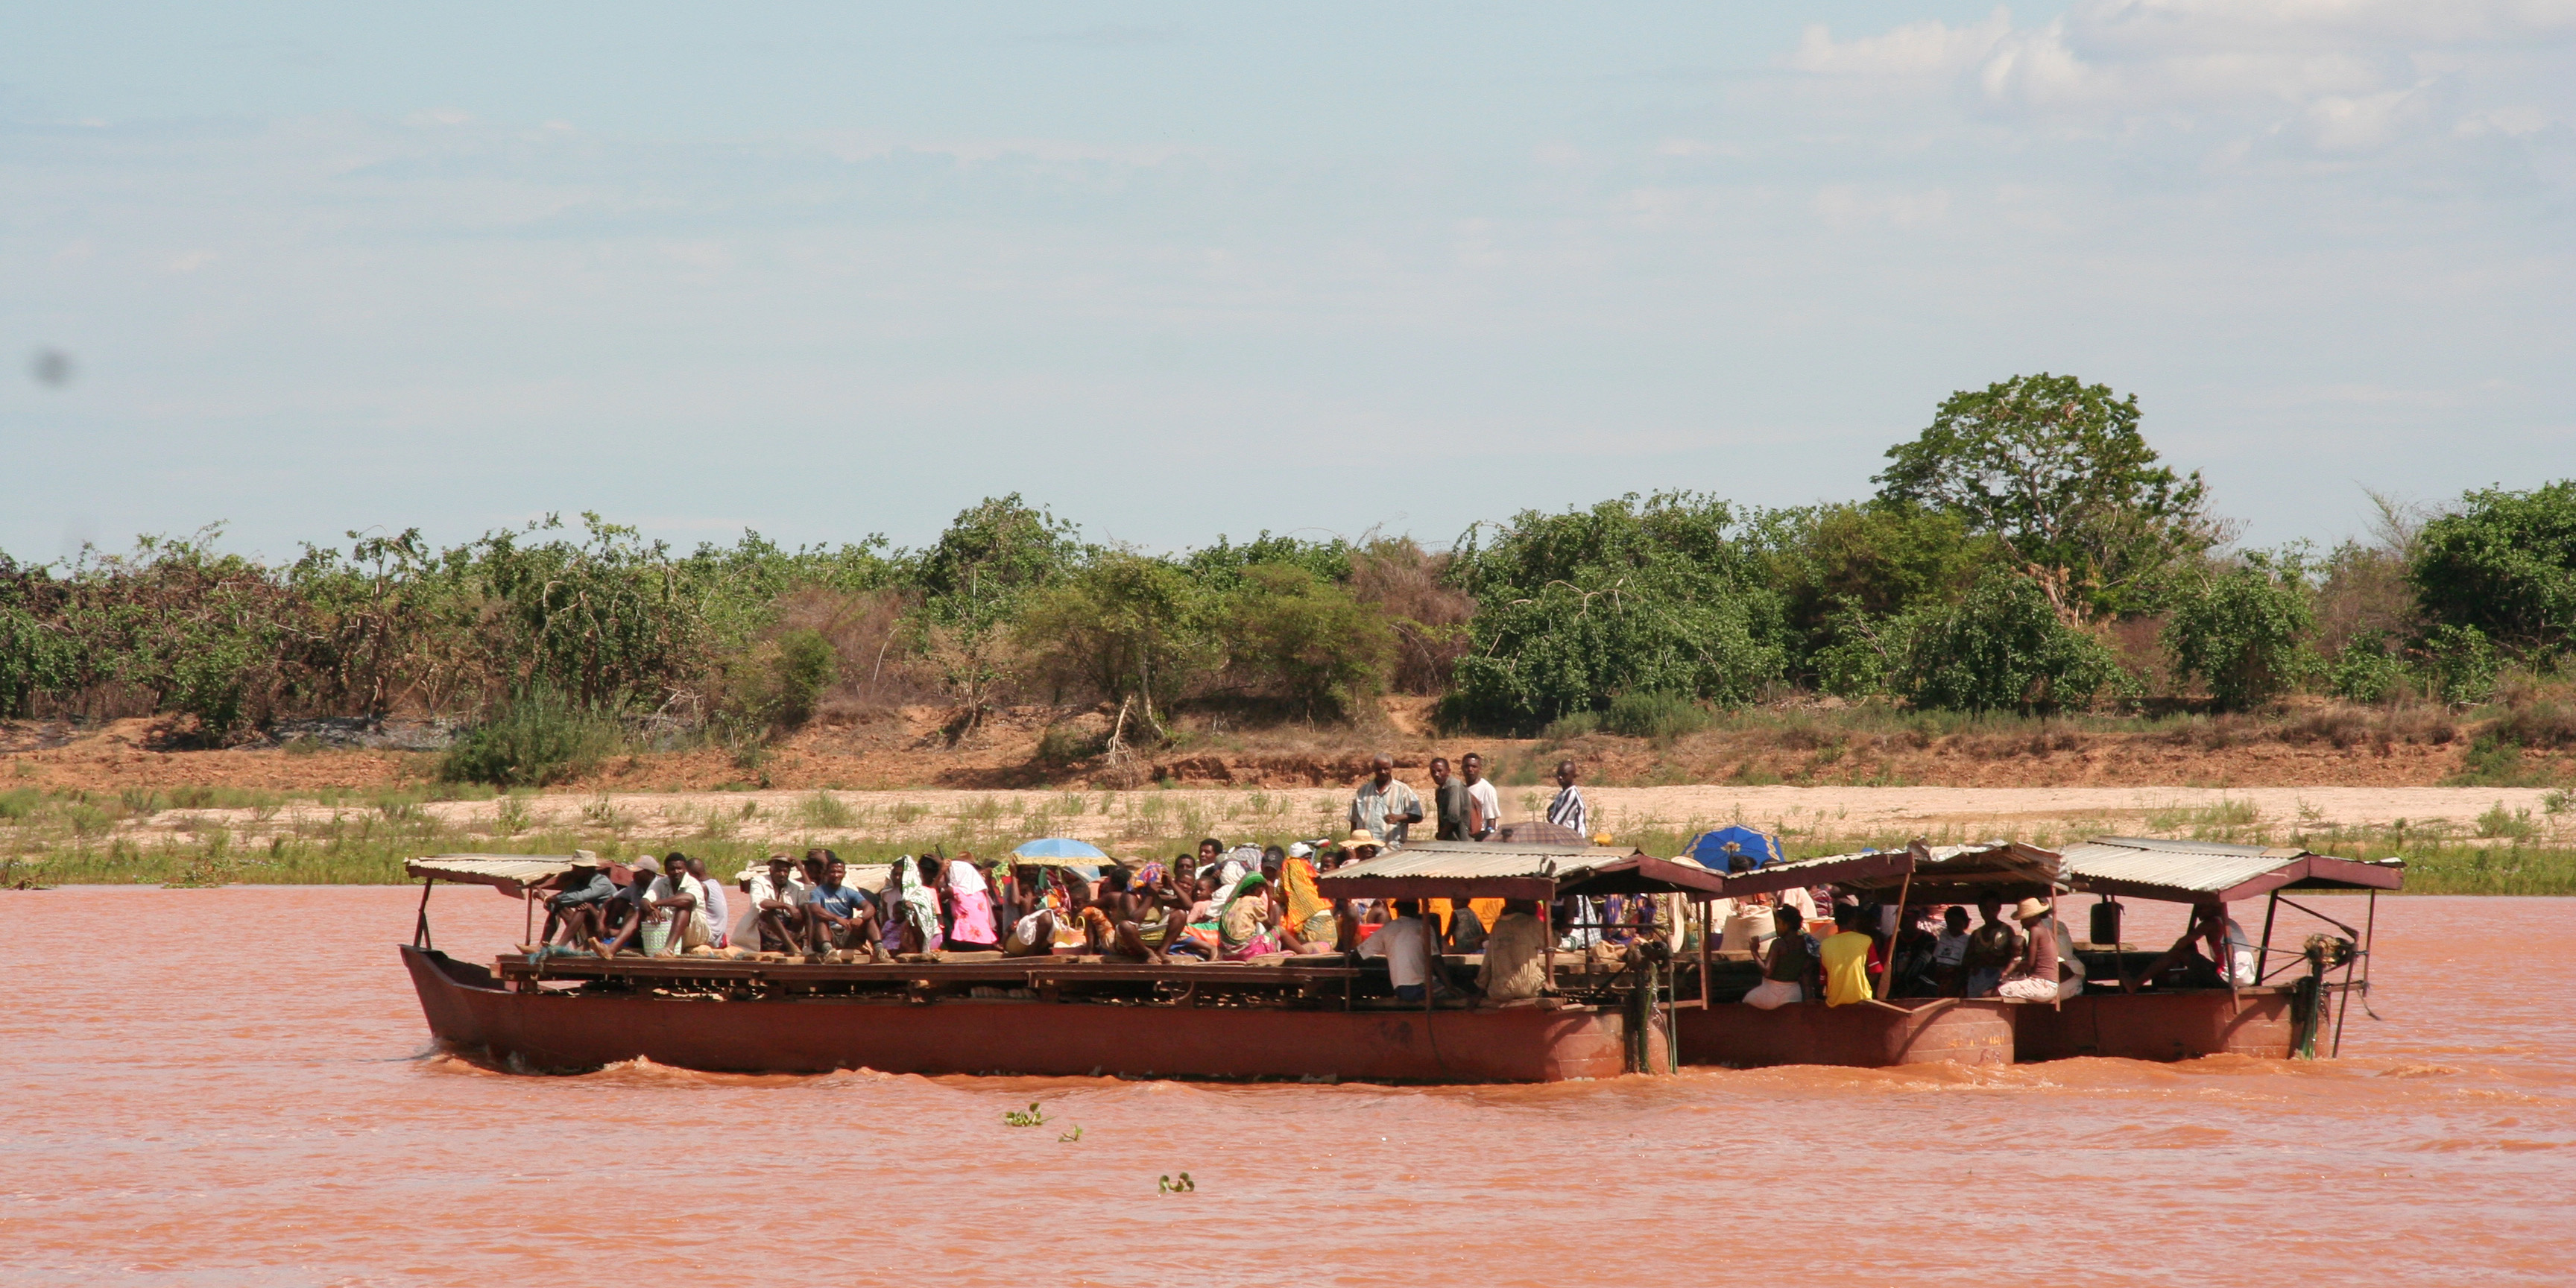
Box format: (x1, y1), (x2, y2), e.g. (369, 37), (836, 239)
(801, 856), (887, 963)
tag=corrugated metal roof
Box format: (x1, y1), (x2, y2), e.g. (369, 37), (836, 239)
(406, 854), (585, 887)
(1319, 841), (1644, 883)
(2061, 837), (2305, 897)
(1710, 840), (2062, 898)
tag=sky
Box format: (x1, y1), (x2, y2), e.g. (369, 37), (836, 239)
(3, 1), (2571, 564)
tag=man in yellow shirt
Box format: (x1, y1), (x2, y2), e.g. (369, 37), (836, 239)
(1818, 905), (1879, 1007)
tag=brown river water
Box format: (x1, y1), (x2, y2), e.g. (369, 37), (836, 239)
(4, 887), (2570, 1286)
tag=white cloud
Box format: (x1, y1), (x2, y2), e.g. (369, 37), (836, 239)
(1787, 8), (2012, 77)
(1787, 0), (2576, 163)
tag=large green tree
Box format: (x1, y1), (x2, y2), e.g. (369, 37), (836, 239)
(1875, 373), (2214, 624)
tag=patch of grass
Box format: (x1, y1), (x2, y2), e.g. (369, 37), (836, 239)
(2475, 801), (2539, 840)
(798, 792), (855, 829)
(1600, 692), (1710, 741)
(2446, 733), (2553, 787)
(440, 689), (624, 787)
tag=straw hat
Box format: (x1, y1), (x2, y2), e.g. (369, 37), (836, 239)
(567, 850), (604, 868)
(1344, 829), (1380, 847)
(2012, 897), (2051, 924)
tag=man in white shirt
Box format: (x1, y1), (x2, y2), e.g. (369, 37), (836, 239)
(642, 855), (710, 956)
(735, 853), (807, 953)
(1461, 752), (1503, 841)
(1357, 898), (1436, 1002)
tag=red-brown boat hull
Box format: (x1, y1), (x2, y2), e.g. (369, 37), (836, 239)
(2012, 989), (2296, 1062)
(403, 947), (1644, 1083)
(1675, 999), (2017, 1069)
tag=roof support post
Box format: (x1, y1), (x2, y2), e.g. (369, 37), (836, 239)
(414, 875), (435, 950)
(1875, 870), (1912, 1003)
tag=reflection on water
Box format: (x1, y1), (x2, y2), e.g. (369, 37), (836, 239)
(3, 887), (2570, 1286)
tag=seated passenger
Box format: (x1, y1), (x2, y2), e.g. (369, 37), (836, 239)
(644, 852), (712, 957)
(1932, 905), (1972, 997)
(1475, 899), (1547, 1003)
(1357, 898), (1436, 1003)
(1963, 900), (2023, 998)
(684, 855), (730, 950)
(736, 854), (806, 953)
(1444, 897), (1489, 953)
(1995, 898), (2080, 1001)
(528, 853), (613, 953)
(803, 858), (887, 962)
(941, 852), (1000, 953)
(591, 856), (664, 957)
(1818, 905), (1878, 1008)
(1274, 847), (1336, 953)
(2122, 903), (2247, 992)
(1742, 906), (1814, 1008)
(1216, 874), (1276, 961)
(883, 854), (944, 956)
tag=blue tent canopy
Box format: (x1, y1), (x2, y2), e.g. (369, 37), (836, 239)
(1682, 826), (1784, 872)
(1013, 837), (1107, 860)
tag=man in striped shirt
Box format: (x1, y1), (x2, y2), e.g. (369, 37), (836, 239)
(1546, 760), (1588, 837)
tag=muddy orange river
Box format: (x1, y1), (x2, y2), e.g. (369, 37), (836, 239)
(4, 888), (2569, 1286)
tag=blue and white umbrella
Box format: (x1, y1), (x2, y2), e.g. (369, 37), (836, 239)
(1011, 837), (1108, 863)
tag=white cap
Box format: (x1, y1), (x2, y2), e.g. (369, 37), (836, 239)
(1287, 842), (1313, 859)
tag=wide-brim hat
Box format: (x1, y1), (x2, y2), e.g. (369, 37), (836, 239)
(566, 850), (604, 869)
(2012, 897), (2051, 923)
(1343, 830), (1380, 847)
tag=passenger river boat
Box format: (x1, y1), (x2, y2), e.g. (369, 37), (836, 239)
(401, 836), (2398, 1083)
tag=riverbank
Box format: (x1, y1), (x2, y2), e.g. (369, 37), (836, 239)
(5, 782), (2569, 894)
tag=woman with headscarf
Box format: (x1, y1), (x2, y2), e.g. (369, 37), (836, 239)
(943, 850), (1000, 951)
(1216, 872), (1276, 961)
(1278, 847), (1335, 953)
(884, 854), (944, 955)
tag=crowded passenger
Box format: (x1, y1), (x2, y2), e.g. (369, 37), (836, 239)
(1932, 905), (1973, 997)
(1995, 897), (2080, 1001)
(1475, 900), (1547, 1002)
(1742, 905), (1815, 1009)
(736, 853), (806, 953)
(528, 853), (613, 953)
(1818, 904), (1879, 1007)
(802, 856), (888, 962)
(1355, 897), (1437, 1003)
(1963, 900), (2022, 998)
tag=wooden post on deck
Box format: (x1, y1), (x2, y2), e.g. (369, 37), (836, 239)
(1874, 871), (1912, 1003)
(2255, 891), (2280, 983)
(1540, 900), (1554, 997)
(1697, 899), (1711, 1008)
(523, 886), (535, 948)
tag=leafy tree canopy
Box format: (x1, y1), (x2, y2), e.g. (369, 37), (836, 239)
(1874, 373), (2214, 623)
(2409, 480), (2576, 654)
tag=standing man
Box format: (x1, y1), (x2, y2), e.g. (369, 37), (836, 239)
(1545, 760), (1588, 838)
(1349, 754), (1424, 847)
(1429, 756), (1472, 842)
(1461, 752), (1502, 841)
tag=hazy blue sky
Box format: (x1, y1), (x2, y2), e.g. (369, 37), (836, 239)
(4, 2), (2570, 563)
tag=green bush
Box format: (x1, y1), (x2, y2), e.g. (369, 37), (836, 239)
(2410, 479), (2576, 654)
(1600, 690), (1711, 739)
(1445, 493), (1787, 730)
(1215, 564), (1391, 721)
(1893, 572), (2127, 712)
(2165, 554), (2315, 710)
(2423, 623), (2500, 703)
(2327, 632), (2412, 704)
(439, 689), (624, 786)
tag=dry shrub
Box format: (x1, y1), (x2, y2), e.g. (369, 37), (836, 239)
(770, 588), (941, 718)
(2492, 678), (2576, 748)
(2284, 704), (2372, 749)
(2381, 702), (2457, 746)
(1348, 538), (1473, 695)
